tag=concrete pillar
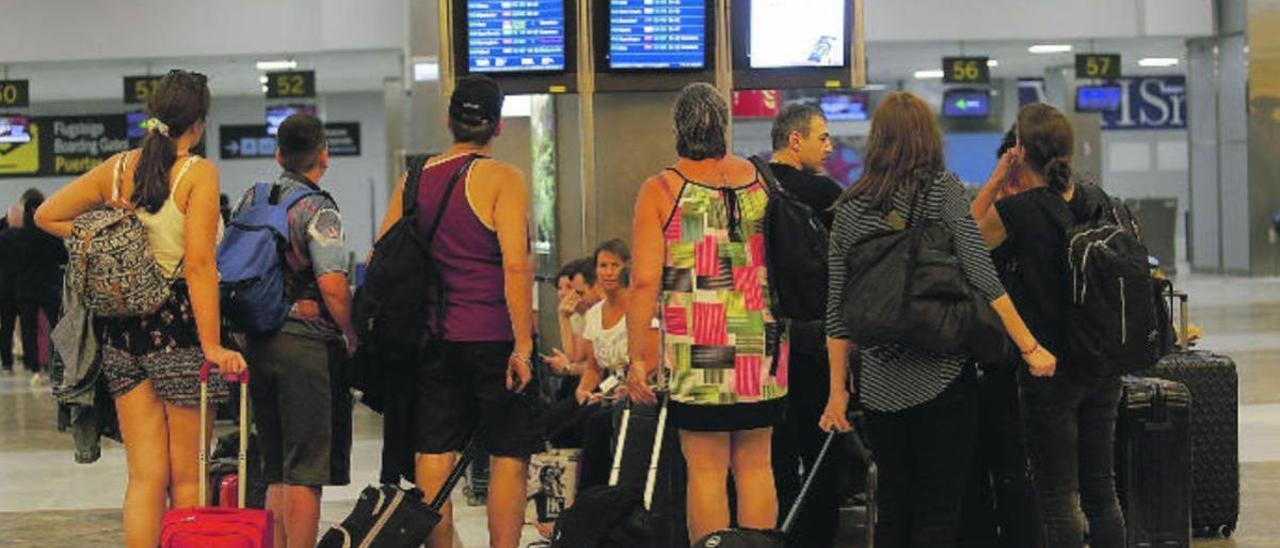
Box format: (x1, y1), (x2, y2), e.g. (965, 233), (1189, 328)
(1246, 0), (1280, 275)
(406, 0), (450, 156)
(1187, 37), (1221, 271)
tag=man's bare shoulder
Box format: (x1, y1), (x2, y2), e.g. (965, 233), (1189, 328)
(472, 157), (526, 187)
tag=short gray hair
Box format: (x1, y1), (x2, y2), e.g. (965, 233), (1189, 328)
(673, 83), (729, 160)
(771, 104), (825, 151)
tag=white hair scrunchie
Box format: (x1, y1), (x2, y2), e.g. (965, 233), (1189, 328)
(144, 117), (171, 137)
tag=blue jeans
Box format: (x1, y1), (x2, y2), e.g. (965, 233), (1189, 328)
(1019, 373), (1125, 548)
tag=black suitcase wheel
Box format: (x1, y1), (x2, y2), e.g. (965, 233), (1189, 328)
(1219, 523), (1235, 538)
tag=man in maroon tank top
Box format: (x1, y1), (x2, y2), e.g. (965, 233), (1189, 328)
(376, 75), (537, 548)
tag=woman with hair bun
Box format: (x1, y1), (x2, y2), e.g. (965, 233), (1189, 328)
(972, 102), (1126, 548)
(36, 70), (246, 547)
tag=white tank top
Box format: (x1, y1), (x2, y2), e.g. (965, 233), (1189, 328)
(111, 153), (202, 279)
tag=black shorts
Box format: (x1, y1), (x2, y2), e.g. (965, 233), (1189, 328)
(413, 341), (542, 458)
(246, 331), (352, 486)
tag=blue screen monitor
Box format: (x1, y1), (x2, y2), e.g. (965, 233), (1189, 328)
(942, 90), (990, 118)
(466, 0), (568, 74)
(1076, 85), (1123, 112)
(0, 116), (32, 144)
(125, 111), (148, 140)
(820, 93), (868, 121)
(607, 0), (709, 70)
(266, 104), (317, 136)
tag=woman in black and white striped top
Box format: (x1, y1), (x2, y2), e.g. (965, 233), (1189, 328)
(818, 92), (1055, 547)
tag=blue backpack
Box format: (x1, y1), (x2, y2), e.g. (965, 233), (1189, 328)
(218, 182), (327, 334)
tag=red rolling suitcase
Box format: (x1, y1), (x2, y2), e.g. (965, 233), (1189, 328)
(160, 363), (273, 547)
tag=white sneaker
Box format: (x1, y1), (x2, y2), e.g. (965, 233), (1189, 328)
(30, 373), (46, 388)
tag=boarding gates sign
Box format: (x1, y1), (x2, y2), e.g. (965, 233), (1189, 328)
(1101, 76), (1187, 131)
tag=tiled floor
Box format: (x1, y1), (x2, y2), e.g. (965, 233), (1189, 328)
(1, 272), (1278, 546)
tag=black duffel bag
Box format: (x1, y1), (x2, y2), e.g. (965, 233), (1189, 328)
(840, 178), (1007, 363)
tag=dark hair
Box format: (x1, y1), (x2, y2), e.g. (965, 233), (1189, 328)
(839, 92), (944, 211)
(556, 261), (578, 283)
(1016, 103), (1074, 194)
(771, 104), (826, 151)
(594, 238), (631, 265)
(277, 114), (327, 173)
(567, 257), (596, 286)
(448, 117), (498, 146)
(134, 70), (210, 214)
(20, 188), (43, 228)
(997, 125), (1017, 159)
(673, 83), (729, 160)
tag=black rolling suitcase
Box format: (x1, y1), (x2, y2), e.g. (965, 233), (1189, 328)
(1116, 376), (1193, 548)
(317, 439), (477, 548)
(691, 431), (849, 548)
(1150, 289), (1240, 537)
(551, 395), (687, 548)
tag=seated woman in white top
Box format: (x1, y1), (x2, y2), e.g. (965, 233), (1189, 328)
(575, 239), (658, 405)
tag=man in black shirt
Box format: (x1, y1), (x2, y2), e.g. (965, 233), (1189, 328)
(766, 104), (843, 547)
(768, 104), (842, 229)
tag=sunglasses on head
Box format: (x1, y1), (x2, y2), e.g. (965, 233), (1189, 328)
(167, 69), (208, 85)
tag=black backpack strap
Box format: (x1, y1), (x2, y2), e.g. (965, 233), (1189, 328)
(403, 155), (431, 218)
(422, 155), (480, 246)
(749, 156), (789, 199)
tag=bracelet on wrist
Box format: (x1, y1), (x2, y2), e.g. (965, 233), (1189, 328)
(1021, 342), (1040, 356)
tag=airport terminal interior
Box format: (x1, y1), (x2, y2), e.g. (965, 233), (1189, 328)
(2, 0), (1280, 546)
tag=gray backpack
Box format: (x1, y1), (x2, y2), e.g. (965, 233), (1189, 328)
(65, 154), (188, 317)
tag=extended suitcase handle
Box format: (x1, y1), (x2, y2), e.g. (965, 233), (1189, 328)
(198, 361), (251, 509)
(1167, 288), (1191, 352)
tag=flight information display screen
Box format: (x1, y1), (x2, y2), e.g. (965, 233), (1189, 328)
(467, 1), (568, 73)
(608, 0), (708, 70)
(749, 0), (846, 68)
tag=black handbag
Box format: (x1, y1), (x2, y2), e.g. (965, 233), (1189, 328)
(840, 179), (1008, 362)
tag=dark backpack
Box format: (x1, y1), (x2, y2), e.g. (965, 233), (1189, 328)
(352, 155), (477, 393)
(839, 178), (1008, 363)
(217, 183), (326, 334)
(1063, 191), (1162, 375)
(752, 156), (830, 321)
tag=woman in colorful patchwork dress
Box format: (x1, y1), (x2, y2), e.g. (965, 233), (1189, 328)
(627, 83), (788, 543)
(36, 70), (245, 547)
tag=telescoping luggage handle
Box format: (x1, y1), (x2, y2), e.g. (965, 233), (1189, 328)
(605, 395), (670, 513)
(1166, 287), (1191, 352)
(198, 362), (250, 508)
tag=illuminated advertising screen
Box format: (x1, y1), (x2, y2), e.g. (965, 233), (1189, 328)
(748, 0), (845, 69)
(266, 104), (318, 136)
(0, 116), (32, 144)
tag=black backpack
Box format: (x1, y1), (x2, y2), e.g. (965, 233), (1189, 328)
(352, 155), (478, 399)
(839, 178), (1008, 363)
(1063, 190), (1162, 376)
(753, 156), (829, 321)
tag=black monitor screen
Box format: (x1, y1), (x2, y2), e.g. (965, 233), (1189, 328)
(942, 90), (990, 118)
(466, 0), (568, 74)
(1076, 86), (1123, 112)
(749, 0), (845, 68)
(266, 104), (317, 136)
(0, 116), (31, 144)
(608, 0), (708, 70)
